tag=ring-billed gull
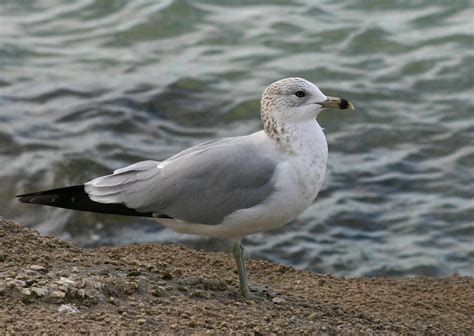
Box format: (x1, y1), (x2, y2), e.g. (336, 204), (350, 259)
(17, 77), (354, 299)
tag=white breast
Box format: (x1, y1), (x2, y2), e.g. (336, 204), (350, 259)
(285, 121), (328, 203)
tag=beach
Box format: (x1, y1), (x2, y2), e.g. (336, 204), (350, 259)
(0, 217), (472, 334)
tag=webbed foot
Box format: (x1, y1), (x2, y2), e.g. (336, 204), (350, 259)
(242, 285), (276, 300)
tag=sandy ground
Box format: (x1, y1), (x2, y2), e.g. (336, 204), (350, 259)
(0, 217), (472, 335)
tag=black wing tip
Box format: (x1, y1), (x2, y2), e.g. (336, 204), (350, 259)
(16, 185), (84, 197)
(16, 185), (155, 218)
(16, 185), (85, 205)
(16, 191), (35, 198)
(17, 192), (44, 203)
(15, 185), (84, 203)
(17, 195), (31, 203)
(16, 192), (39, 200)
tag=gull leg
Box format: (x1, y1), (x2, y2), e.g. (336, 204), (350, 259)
(232, 240), (251, 297)
(232, 240), (271, 299)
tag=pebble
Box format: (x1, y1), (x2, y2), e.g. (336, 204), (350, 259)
(51, 290), (66, 299)
(162, 272), (173, 280)
(151, 288), (166, 297)
(21, 288), (32, 296)
(58, 277), (75, 286)
(30, 265), (48, 273)
(272, 297), (286, 304)
(25, 279), (37, 287)
(108, 297), (119, 305)
(7, 279), (26, 289)
(31, 287), (48, 297)
(16, 274), (29, 280)
(75, 279), (86, 288)
(58, 304), (80, 314)
(191, 290), (209, 299)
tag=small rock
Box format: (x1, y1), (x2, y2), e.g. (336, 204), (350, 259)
(308, 312), (319, 320)
(31, 287), (48, 297)
(108, 297), (119, 305)
(162, 272), (173, 280)
(7, 279), (26, 289)
(29, 265), (48, 273)
(51, 290), (66, 301)
(16, 273), (28, 280)
(191, 290), (209, 299)
(98, 269), (110, 276)
(182, 277), (202, 286)
(58, 277), (75, 286)
(25, 269), (39, 278)
(25, 279), (37, 287)
(253, 327), (264, 336)
(151, 288), (165, 297)
(24, 270), (38, 276)
(58, 304), (80, 314)
(94, 282), (104, 290)
(75, 279), (86, 288)
(125, 281), (139, 294)
(21, 289), (34, 304)
(55, 286), (69, 294)
(137, 318), (146, 325)
(272, 297), (286, 304)
(21, 288), (32, 296)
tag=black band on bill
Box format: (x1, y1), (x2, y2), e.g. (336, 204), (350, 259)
(339, 98), (349, 109)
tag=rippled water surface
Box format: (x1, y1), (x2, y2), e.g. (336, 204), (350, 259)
(1, 0), (473, 277)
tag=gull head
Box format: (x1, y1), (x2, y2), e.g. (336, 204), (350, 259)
(260, 77), (354, 125)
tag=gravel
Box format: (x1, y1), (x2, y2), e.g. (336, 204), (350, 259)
(0, 217), (472, 334)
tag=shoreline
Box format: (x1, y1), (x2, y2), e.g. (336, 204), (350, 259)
(1, 217), (472, 334)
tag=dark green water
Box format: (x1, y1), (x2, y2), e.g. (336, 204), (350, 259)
(1, 0), (473, 277)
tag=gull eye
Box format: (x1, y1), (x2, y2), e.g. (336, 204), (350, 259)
(294, 90), (305, 98)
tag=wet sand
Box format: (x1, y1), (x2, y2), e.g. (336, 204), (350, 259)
(0, 217), (472, 334)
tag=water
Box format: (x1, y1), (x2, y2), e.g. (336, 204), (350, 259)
(1, 0), (473, 277)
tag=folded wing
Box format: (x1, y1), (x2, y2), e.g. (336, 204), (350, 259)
(85, 137), (278, 225)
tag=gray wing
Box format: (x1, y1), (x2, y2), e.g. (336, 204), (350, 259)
(85, 136), (277, 225)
